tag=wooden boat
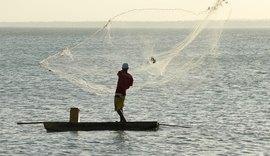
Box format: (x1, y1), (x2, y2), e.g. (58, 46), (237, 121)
(43, 121), (159, 132)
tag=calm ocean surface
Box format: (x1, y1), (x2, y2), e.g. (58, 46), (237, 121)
(0, 27), (269, 155)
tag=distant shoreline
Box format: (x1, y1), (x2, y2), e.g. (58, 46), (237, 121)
(0, 20), (269, 28)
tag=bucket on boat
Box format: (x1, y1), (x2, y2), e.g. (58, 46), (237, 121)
(70, 107), (80, 123)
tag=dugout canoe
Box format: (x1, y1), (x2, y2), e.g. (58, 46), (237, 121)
(43, 121), (159, 132)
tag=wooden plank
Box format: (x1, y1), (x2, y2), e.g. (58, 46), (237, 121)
(43, 121), (159, 132)
(17, 122), (44, 125)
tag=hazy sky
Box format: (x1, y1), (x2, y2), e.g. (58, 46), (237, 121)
(1, 0), (270, 22)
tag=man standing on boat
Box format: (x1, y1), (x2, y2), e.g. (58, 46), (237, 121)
(115, 63), (133, 122)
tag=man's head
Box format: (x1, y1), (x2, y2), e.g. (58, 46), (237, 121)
(122, 63), (129, 70)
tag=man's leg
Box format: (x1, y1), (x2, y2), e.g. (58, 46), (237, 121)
(117, 109), (126, 122)
(115, 96), (126, 122)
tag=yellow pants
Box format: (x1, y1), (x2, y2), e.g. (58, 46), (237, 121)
(114, 96), (125, 111)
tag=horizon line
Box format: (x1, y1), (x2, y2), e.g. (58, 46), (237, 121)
(1, 20), (269, 28)
(1, 19), (270, 23)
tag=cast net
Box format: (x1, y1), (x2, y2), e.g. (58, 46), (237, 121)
(40, 0), (231, 95)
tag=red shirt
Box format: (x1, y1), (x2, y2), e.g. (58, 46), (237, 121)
(115, 70), (133, 96)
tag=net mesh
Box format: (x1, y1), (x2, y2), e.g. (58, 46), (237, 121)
(40, 0), (231, 95)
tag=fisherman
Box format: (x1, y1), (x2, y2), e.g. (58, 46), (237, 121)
(114, 63), (133, 122)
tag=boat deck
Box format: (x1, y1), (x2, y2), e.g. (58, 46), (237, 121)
(44, 121), (159, 132)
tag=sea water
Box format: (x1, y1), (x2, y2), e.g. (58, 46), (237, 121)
(0, 28), (269, 155)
